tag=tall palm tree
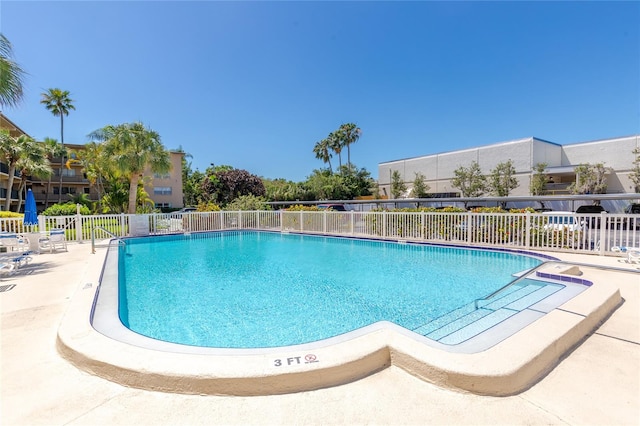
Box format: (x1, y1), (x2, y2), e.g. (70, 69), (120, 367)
(339, 123), (361, 169)
(89, 122), (171, 214)
(313, 138), (333, 173)
(40, 88), (75, 203)
(0, 34), (25, 108)
(327, 131), (343, 169)
(0, 131), (38, 211)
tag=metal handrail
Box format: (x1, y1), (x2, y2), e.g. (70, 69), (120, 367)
(91, 226), (126, 254)
(473, 262), (551, 309)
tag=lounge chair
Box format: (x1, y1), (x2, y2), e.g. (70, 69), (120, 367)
(0, 233), (27, 252)
(41, 229), (67, 253)
(0, 252), (33, 269)
(0, 262), (16, 276)
(611, 246), (640, 263)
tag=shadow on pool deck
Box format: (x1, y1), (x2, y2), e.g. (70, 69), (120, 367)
(1, 243), (638, 425)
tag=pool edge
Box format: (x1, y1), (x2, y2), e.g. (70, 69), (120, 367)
(56, 246), (622, 396)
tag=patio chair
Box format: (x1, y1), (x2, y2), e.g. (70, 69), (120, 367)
(41, 229), (68, 253)
(611, 246), (640, 264)
(0, 261), (16, 276)
(0, 233), (27, 252)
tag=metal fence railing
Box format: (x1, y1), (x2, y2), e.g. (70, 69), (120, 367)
(1, 210), (638, 256)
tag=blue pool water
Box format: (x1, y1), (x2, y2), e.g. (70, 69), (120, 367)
(119, 231), (542, 348)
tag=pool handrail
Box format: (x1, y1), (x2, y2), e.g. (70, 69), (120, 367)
(91, 226), (126, 254)
(473, 262), (552, 309)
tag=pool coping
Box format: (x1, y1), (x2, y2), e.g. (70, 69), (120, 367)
(56, 235), (622, 396)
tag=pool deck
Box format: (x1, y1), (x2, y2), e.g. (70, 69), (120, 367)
(1, 243), (639, 425)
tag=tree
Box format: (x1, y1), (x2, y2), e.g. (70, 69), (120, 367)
(488, 160), (518, 197)
(0, 131), (41, 211)
(327, 131), (343, 169)
(313, 138), (333, 173)
(0, 34), (25, 108)
(338, 123), (361, 169)
(568, 163), (609, 194)
(630, 148), (640, 193)
(201, 168), (265, 206)
(264, 178), (310, 202)
(40, 88), (75, 203)
(15, 140), (52, 210)
(390, 170), (407, 199)
(410, 172), (430, 198)
(451, 161), (486, 203)
(530, 162), (548, 196)
(41, 137), (67, 207)
(89, 122), (171, 214)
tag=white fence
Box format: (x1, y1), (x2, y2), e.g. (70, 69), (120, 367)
(1, 210), (639, 256)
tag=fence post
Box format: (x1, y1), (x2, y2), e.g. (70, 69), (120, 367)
(350, 211), (354, 236)
(75, 204), (83, 242)
(525, 212), (531, 250)
(466, 211), (472, 244)
(120, 213), (126, 237)
(599, 212), (607, 255)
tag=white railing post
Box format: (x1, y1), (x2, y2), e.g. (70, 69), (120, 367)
(120, 213), (126, 237)
(382, 212), (387, 238)
(75, 204), (83, 242)
(525, 212), (531, 250)
(599, 212), (607, 255)
(322, 211), (327, 234)
(466, 211), (472, 244)
(350, 211), (354, 236)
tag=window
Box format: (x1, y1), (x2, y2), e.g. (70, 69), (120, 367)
(84, 188), (90, 194)
(153, 173), (171, 179)
(155, 202), (172, 208)
(153, 187), (172, 195)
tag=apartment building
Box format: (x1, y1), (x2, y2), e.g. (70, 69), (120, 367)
(378, 135), (640, 198)
(0, 113), (184, 212)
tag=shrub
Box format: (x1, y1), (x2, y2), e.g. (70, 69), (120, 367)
(42, 203), (91, 216)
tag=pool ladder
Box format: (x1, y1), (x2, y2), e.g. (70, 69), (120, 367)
(91, 226), (126, 254)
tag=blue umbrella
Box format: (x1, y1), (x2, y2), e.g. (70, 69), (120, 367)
(23, 188), (38, 226)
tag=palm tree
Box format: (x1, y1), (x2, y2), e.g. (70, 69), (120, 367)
(16, 141), (52, 211)
(0, 34), (25, 108)
(313, 138), (333, 172)
(41, 137), (66, 208)
(89, 122), (171, 214)
(327, 131), (343, 169)
(40, 88), (75, 203)
(0, 131), (39, 211)
(339, 123), (361, 169)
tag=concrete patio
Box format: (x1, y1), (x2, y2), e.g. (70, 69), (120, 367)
(1, 243), (638, 425)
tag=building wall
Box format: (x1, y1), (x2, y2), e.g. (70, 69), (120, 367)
(378, 135), (639, 198)
(144, 151), (185, 209)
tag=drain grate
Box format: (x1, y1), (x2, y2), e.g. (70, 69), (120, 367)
(0, 284), (16, 293)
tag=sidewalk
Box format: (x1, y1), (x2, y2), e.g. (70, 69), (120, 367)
(1, 244), (638, 425)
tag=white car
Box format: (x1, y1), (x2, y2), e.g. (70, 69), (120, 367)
(542, 211), (586, 232)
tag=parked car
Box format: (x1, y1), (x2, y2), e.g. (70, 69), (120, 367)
(621, 203), (640, 229)
(575, 205), (607, 228)
(542, 211), (586, 232)
(624, 203), (640, 214)
(317, 204), (348, 212)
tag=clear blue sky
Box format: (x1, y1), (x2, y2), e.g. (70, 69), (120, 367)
(1, 1), (638, 182)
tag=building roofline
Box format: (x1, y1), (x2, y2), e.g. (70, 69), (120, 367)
(0, 112), (31, 137)
(379, 136), (559, 165)
(560, 134), (640, 147)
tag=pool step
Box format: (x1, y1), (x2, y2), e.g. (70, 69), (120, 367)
(438, 308), (518, 345)
(414, 281), (564, 345)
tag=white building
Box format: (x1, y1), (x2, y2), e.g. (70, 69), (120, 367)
(378, 135), (640, 198)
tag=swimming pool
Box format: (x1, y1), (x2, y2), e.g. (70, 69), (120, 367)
(115, 231), (551, 349)
(70, 230), (621, 396)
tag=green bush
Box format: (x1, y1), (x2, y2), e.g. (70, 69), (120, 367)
(42, 203), (91, 216)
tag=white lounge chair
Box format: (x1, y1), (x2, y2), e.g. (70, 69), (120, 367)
(0, 262), (16, 276)
(0, 233), (27, 252)
(611, 246), (640, 264)
(41, 229), (68, 253)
